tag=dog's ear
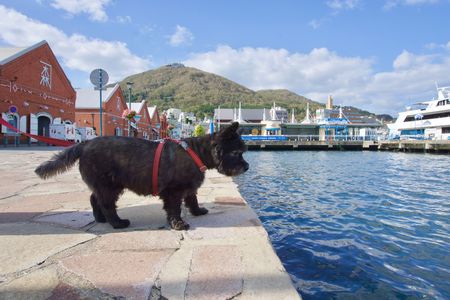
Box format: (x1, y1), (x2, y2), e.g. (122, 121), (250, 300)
(219, 122), (239, 139)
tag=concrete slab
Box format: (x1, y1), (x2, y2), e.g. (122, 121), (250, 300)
(87, 203), (167, 233)
(60, 250), (175, 299)
(159, 247), (193, 300)
(185, 207), (266, 240)
(215, 196), (247, 206)
(0, 198), (61, 224)
(92, 230), (181, 252)
(47, 282), (82, 300)
(34, 211), (94, 229)
(185, 245), (243, 300)
(0, 266), (60, 300)
(20, 181), (88, 197)
(239, 243), (302, 300)
(0, 223), (96, 276)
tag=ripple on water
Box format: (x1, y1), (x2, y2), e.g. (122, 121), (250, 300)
(235, 151), (450, 300)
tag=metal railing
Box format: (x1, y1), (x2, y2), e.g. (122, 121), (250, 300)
(242, 135), (380, 142)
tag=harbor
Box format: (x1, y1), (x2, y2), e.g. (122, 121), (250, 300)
(235, 151), (450, 299)
(243, 137), (450, 153)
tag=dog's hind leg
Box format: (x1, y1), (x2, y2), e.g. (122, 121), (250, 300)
(184, 194), (208, 216)
(90, 193), (106, 223)
(94, 187), (130, 229)
(160, 191), (190, 230)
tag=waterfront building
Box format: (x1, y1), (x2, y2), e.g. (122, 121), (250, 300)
(159, 112), (169, 138)
(75, 83), (128, 137)
(214, 97), (382, 140)
(147, 106), (161, 140)
(130, 100), (153, 139)
(214, 107), (268, 134)
(270, 103), (288, 123)
(166, 108), (182, 120)
(315, 95), (381, 141)
(0, 40), (76, 144)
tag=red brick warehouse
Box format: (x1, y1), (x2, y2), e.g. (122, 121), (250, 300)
(0, 40), (76, 143)
(75, 83), (130, 137)
(130, 100), (154, 139)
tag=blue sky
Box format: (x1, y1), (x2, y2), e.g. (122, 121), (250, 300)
(1, 0), (450, 114)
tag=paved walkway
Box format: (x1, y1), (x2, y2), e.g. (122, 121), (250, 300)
(0, 147), (300, 300)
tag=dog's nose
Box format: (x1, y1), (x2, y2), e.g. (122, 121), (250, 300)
(244, 163), (249, 171)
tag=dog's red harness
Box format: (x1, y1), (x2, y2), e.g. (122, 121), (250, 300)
(152, 139), (207, 196)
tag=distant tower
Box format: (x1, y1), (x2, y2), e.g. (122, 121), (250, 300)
(291, 108), (296, 124)
(339, 105), (343, 119)
(326, 94), (333, 109)
(301, 102), (312, 124)
(270, 102), (277, 120)
(263, 108), (267, 121)
(236, 102), (245, 123)
(233, 107), (237, 121)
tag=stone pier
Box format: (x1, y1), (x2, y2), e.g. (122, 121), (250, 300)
(0, 147), (300, 300)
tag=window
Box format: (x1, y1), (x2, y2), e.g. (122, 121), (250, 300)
(404, 111), (450, 122)
(442, 127), (450, 134)
(6, 114), (18, 134)
(401, 129), (424, 135)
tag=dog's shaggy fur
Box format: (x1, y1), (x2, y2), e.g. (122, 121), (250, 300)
(35, 122), (248, 230)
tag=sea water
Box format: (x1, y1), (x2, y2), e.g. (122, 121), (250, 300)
(234, 151), (450, 299)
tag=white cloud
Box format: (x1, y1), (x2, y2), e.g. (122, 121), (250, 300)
(326, 0), (361, 11)
(309, 1), (358, 30)
(309, 19), (324, 29)
(50, 0), (111, 22)
(384, 0), (439, 10)
(184, 44), (450, 114)
(0, 5), (150, 82)
(169, 25), (194, 47)
(116, 15), (131, 24)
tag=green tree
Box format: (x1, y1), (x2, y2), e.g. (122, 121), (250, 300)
(193, 124), (205, 137)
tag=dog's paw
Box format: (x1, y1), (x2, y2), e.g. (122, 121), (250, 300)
(111, 219), (131, 229)
(190, 207), (209, 216)
(169, 218), (190, 230)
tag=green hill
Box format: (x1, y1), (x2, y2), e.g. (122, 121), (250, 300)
(120, 64), (380, 120)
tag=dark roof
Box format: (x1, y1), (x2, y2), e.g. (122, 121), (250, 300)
(214, 108), (270, 122)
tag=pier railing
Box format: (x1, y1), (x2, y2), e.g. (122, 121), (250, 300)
(242, 135), (380, 142)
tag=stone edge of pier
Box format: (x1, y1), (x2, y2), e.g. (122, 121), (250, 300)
(0, 148), (301, 300)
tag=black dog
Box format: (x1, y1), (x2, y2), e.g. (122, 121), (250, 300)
(35, 122), (248, 230)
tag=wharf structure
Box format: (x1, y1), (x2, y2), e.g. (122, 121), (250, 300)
(0, 148), (301, 300)
(214, 96), (383, 143)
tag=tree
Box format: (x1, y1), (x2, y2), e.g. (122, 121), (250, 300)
(193, 124), (205, 137)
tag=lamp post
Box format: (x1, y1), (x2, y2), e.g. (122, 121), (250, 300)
(126, 81), (134, 137)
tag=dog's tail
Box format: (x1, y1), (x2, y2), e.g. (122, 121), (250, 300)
(35, 143), (84, 179)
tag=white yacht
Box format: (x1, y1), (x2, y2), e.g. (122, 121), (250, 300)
(388, 85), (450, 140)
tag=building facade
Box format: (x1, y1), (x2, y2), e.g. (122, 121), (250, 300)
(0, 41), (76, 143)
(75, 84), (128, 137)
(130, 100), (153, 139)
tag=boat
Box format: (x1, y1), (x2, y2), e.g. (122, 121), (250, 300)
(388, 85), (450, 140)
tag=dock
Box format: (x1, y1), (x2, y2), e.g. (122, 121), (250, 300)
(245, 139), (450, 153)
(0, 148), (300, 300)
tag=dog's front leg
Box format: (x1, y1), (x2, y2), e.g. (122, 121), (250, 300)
(184, 194), (208, 216)
(160, 193), (190, 230)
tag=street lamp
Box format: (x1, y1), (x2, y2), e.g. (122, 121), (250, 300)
(126, 81), (134, 137)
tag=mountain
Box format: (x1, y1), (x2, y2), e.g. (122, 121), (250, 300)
(120, 64), (385, 120)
